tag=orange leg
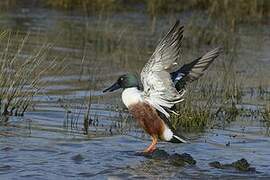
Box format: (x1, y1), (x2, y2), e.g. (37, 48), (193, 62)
(143, 136), (158, 153)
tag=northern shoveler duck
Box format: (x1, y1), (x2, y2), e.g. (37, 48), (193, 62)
(103, 20), (221, 153)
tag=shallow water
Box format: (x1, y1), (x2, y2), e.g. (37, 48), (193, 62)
(0, 3), (270, 179)
(1, 121), (270, 179)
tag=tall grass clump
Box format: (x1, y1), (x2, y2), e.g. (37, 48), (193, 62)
(262, 104), (270, 135)
(172, 102), (212, 132)
(171, 80), (219, 132)
(0, 31), (58, 121)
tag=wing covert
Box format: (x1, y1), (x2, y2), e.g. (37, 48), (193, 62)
(172, 47), (221, 91)
(141, 20), (185, 118)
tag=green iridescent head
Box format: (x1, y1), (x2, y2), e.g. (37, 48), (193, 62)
(103, 73), (140, 92)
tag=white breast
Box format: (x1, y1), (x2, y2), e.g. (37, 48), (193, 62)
(121, 87), (143, 108)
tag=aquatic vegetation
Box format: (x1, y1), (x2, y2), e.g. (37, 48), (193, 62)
(45, 0), (122, 13)
(172, 104), (211, 132)
(262, 104), (270, 135)
(0, 31), (59, 120)
(1, 0), (269, 21)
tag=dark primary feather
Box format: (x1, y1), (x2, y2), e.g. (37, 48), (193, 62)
(171, 47), (221, 91)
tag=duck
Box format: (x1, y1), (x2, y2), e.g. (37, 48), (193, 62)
(103, 20), (221, 153)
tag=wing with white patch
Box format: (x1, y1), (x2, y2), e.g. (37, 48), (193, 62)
(141, 20), (185, 118)
(171, 47), (221, 91)
(142, 20), (184, 73)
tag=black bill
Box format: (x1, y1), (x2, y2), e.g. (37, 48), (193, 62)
(103, 82), (121, 93)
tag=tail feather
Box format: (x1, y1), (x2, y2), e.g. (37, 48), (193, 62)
(169, 134), (187, 143)
(157, 110), (187, 144)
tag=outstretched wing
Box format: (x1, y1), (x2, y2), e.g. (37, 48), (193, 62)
(171, 48), (221, 91)
(142, 20), (184, 73)
(141, 20), (185, 118)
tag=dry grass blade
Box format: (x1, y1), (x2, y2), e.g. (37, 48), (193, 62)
(0, 31), (59, 120)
